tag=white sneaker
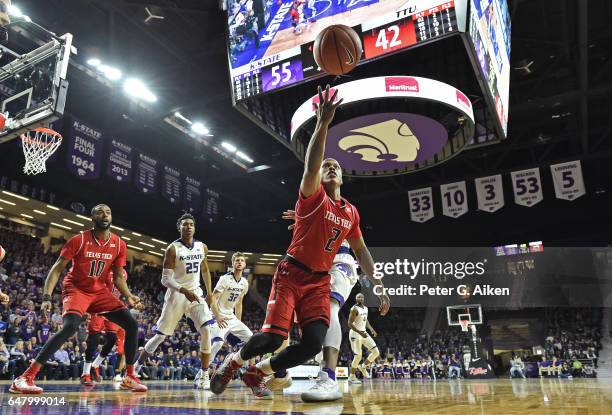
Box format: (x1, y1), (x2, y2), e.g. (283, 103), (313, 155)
(195, 369), (210, 390)
(266, 373), (293, 391)
(114, 374), (123, 382)
(359, 365), (370, 379)
(348, 375), (362, 385)
(301, 371), (342, 402)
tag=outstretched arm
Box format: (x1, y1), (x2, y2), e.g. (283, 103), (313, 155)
(366, 319), (377, 337)
(41, 257), (70, 310)
(348, 236), (390, 316)
(300, 85), (343, 198)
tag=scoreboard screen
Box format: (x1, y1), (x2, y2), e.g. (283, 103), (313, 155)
(227, 0), (463, 102)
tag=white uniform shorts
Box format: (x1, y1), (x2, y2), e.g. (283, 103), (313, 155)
(330, 262), (358, 307)
(211, 316), (253, 343)
(349, 329), (377, 354)
(156, 287), (213, 335)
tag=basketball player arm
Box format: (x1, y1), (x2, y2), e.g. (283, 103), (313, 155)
(347, 236), (390, 316)
(41, 256), (71, 310)
(235, 291), (246, 320)
(112, 265), (142, 308)
(202, 245), (227, 327)
(300, 85), (342, 198)
(366, 319), (377, 337)
(348, 307), (367, 338)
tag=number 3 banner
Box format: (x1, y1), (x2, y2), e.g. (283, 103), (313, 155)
(475, 174), (504, 212)
(408, 187), (434, 223)
(440, 181), (468, 218)
(550, 160), (586, 201)
(511, 168), (543, 207)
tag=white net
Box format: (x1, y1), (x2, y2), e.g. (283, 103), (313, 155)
(20, 128), (63, 175)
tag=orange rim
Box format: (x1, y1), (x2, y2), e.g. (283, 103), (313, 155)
(31, 127), (63, 139)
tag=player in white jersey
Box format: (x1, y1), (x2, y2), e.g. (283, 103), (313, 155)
(347, 293), (379, 384)
(136, 213), (226, 389)
(208, 252), (253, 365)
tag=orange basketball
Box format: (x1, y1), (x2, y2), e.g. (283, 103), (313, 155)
(313, 25), (362, 76)
(0, 245), (5, 263)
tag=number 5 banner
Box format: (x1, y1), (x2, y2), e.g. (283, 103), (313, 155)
(550, 160), (586, 201)
(408, 187), (434, 223)
(475, 174), (504, 212)
(440, 181), (468, 218)
(511, 168), (543, 207)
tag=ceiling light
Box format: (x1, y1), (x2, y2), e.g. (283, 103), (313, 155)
(2, 191), (28, 201)
(8, 5), (23, 17)
(148, 250), (163, 257)
(247, 165), (271, 173)
(262, 253), (282, 257)
(47, 205), (60, 211)
(0, 199), (16, 206)
(123, 237), (131, 241)
(111, 225), (125, 231)
(151, 238), (167, 244)
(221, 142), (237, 153)
(76, 214), (90, 221)
(20, 214), (34, 219)
(33, 210), (46, 215)
(87, 58), (102, 67)
(236, 151), (254, 163)
(207, 254), (226, 258)
(208, 250), (227, 254)
(174, 112), (191, 123)
(191, 122), (210, 135)
(63, 218), (85, 226)
(124, 78), (157, 102)
(99, 64), (122, 81)
(50, 222), (72, 230)
(242, 252), (253, 255)
(127, 244), (143, 251)
(132, 232), (142, 236)
(139, 241), (155, 248)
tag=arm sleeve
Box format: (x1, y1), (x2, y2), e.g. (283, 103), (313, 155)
(112, 239), (127, 267)
(346, 207), (362, 240)
(160, 269), (181, 291)
(59, 235), (82, 261)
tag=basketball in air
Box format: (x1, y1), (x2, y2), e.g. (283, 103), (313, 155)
(0, 245), (5, 263)
(313, 25), (362, 76)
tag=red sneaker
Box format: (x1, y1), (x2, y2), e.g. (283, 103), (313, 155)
(120, 374), (148, 392)
(210, 352), (242, 395)
(241, 365), (272, 399)
(92, 367), (101, 382)
(81, 374), (94, 387)
(10, 375), (43, 394)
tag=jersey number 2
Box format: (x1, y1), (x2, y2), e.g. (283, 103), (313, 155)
(324, 227), (342, 252)
(88, 260), (105, 278)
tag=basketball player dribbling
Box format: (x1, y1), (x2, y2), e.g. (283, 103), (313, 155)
(211, 85), (390, 399)
(10, 204), (147, 394)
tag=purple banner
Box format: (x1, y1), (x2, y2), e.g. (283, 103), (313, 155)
(203, 188), (220, 223)
(106, 139), (133, 183)
(162, 165), (181, 204)
(183, 175), (201, 213)
(134, 152), (158, 194)
(66, 118), (104, 179)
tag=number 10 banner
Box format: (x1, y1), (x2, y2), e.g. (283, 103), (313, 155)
(440, 181), (468, 218)
(511, 168), (543, 207)
(475, 174), (504, 212)
(550, 160), (586, 201)
(408, 187), (434, 223)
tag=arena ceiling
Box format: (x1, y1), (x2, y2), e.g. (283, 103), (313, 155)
(2, 0), (611, 249)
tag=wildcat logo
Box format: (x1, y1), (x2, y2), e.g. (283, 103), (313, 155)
(338, 119), (420, 163)
(385, 77), (419, 92)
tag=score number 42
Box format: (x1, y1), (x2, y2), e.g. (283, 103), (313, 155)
(375, 25), (402, 50)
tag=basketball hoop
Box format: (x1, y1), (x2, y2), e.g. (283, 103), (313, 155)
(20, 127), (63, 175)
(459, 319), (470, 332)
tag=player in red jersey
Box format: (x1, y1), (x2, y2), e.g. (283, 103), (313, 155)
(10, 204), (147, 394)
(82, 270), (128, 385)
(211, 86), (390, 398)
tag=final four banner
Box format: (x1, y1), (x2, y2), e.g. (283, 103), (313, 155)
(475, 174), (504, 212)
(204, 188), (220, 222)
(183, 176), (202, 213)
(162, 165), (181, 204)
(440, 181), (468, 218)
(550, 160), (586, 201)
(134, 152), (159, 194)
(510, 168), (543, 207)
(66, 118), (104, 179)
(408, 187), (434, 223)
(106, 139), (134, 183)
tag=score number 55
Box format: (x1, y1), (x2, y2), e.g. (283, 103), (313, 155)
(270, 62), (292, 87)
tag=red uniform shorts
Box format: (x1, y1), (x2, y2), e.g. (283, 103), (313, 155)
(262, 260), (330, 338)
(62, 284), (125, 318)
(88, 314), (120, 334)
(116, 328), (125, 355)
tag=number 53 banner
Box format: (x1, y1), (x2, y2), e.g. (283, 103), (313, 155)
(511, 168), (543, 207)
(550, 160), (586, 201)
(408, 187), (434, 223)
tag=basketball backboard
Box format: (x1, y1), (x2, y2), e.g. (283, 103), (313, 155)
(447, 304), (483, 326)
(0, 20), (72, 144)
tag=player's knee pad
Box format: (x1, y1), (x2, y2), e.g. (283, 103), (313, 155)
(198, 324), (211, 354)
(351, 354), (362, 368)
(323, 306), (342, 349)
(144, 333), (166, 354)
(367, 347), (380, 362)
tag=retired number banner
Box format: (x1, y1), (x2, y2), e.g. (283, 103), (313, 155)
(550, 160), (586, 201)
(511, 168), (543, 207)
(440, 181), (468, 218)
(475, 174), (504, 212)
(408, 187), (434, 223)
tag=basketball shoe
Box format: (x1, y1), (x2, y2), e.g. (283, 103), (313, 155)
(210, 352), (241, 394)
(301, 370), (342, 402)
(241, 365), (273, 399)
(120, 374), (148, 392)
(194, 368), (210, 389)
(81, 374), (94, 387)
(266, 372), (293, 391)
(9, 374), (43, 394)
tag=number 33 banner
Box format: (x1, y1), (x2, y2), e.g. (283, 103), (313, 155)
(408, 187), (434, 223)
(550, 160), (586, 201)
(511, 168), (543, 207)
(475, 174), (504, 212)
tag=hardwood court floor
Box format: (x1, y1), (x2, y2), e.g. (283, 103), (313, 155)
(1, 378), (611, 414)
